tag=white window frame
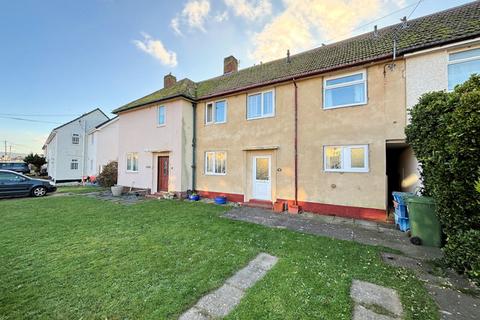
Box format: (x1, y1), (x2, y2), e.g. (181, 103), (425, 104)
(72, 133), (80, 145)
(205, 100), (227, 125)
(205, 151), (227, 175)
(447, 47), (480, 91)
(247, 89), (275, 120)
(323, 70), (367, 109)
(157, 105), (166, 126)
(323, 145), (369, 173)
(70, 159), (79, 170)
(126, 152), (139, 172)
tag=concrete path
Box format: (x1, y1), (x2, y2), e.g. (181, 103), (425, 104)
(179, 253), (278, 320)
(224, 207), (442, 260)
(381, 253), (479, 320)
(350, 280), (403, 320)
(224, 207), (480, 320)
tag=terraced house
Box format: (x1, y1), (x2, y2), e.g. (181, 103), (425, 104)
(112, 2), (480, 221)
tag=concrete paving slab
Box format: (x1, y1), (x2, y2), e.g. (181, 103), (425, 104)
(179, 253), (278, 319)
(226, 264), (267, 290)
(353, 305), (398, 320)
(351, 280), (403, 317)
(178, 307), (210, 320)
(249, 252), (278, 271)
(426, 284), (480, 320)
(196, 284), (244, 317)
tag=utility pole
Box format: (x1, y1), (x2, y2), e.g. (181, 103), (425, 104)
(3, 140), (6, 161)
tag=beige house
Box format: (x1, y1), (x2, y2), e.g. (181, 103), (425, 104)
(112, 2), (480, 220)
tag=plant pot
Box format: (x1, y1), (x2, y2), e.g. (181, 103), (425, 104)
(273, 201), (285, 213)
(189, 194), (200, 201)
(288, 203), (301, 214)
(111, 185), (123, 197)
(214, 196), (227, 205)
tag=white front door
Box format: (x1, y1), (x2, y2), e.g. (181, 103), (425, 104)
(252, 156), (271, 200)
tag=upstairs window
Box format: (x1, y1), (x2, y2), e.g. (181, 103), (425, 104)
(205, 151), (226, 175)
(448, 48), (480, 91)
(72, 134), (80, 145)
(324, 145), (369, 172)
(158, 106), (166, 126)
(324, 71), (367, 109)
(70, 159), (79, 170)
(247, 90), (275, 119)
(126, 152), (139, 172)
(205, 100), (227, 124)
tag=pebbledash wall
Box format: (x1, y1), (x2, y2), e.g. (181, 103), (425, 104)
(195, 60), (407, 220)
(117, 99), (193, 194)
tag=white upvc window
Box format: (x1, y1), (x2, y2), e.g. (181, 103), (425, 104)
(324, 145), (369, 173)
(72, 133), (80, 145)
(247, 90), (275, 119)
(323, 70), (367, 109)
(448, 47), (480, 91)
(205, 151), (227, 175)
(70, 159), (79, 170)
(158, 105), (166, 126)
(126, 152), (139, 172)
(205, 100), (227, 124)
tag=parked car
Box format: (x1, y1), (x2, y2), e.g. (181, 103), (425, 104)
(0, 170), (56, 198)
(0, 162), (30, 174)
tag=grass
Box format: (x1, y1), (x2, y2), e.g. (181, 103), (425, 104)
(0, 196), (439, 319)
(56, 185), (105, 194)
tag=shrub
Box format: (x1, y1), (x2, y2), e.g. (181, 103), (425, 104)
(443, 230), (480, 284)
(96, 161), (118, 187)
(405, 74), (480, 282)
(23, 153), (47, 173)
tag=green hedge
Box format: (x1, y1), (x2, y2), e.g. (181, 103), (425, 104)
(405, 74), (480, 284)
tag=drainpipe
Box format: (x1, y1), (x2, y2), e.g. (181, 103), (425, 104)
(293, 79), (298, 206)
(81, 119), (87, 185)
(191, 102), (197, 191)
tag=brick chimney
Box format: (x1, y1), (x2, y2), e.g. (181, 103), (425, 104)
(164, 73), (176, 88)
(224, 55), (238, 74)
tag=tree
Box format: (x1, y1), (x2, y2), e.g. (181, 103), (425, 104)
(23, 153), (47, 173)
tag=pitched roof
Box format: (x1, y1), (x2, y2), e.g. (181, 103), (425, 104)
(113, 79), (197, 113)
(113, 1), (480, 114)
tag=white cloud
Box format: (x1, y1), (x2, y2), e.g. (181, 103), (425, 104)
(170, 17), (182, 36)
(133, 33), (178, 67)
(171, 0), (211, 34)
(214, 10), (229, 22)
(250, 0), (402, 62)
(224, 0), (272, 20)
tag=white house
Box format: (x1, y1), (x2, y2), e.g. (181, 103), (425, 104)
(43, 108), (109, 182)
(86, 116), (119, 177)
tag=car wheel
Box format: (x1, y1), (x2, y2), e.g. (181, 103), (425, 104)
(32, 186), (47, 197)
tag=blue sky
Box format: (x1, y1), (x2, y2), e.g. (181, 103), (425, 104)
(0, 0), (472, 154)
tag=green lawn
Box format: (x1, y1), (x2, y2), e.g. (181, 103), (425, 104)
(56, 185), (106, 194)
(0, 196), (438, 319)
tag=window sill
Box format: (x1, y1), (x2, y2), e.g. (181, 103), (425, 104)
(157, 124), (166, 128)
(126, 170), (139, 173)
(247, 114), (275, 121)
(323, 102), (367, 110)
(324, 169), (369, 173)
(205, 173), (227, 176)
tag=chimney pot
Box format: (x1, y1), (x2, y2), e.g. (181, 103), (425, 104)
(224, 55), (238, 74)
(164, 73), (176, 88)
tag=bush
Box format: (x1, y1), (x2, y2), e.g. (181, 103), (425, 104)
(443, 230), (480, 284)
(96, 161), (118, 187)
(405, 74), (480, 283)
(23, 153), (47, 173)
